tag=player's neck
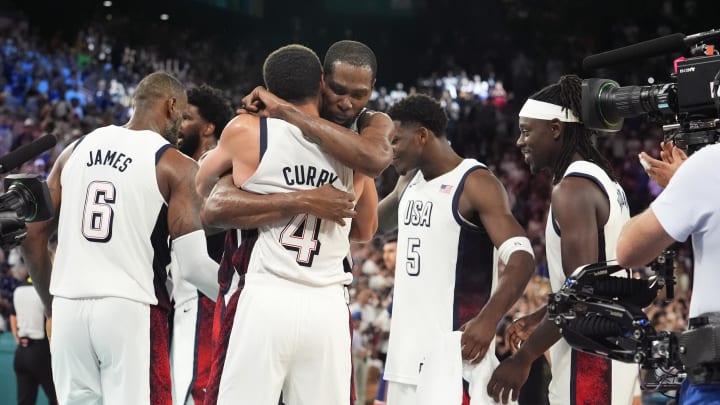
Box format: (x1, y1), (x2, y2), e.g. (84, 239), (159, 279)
(419, 140), (463, 181)
(294, 102), (320, 118)
(124, 110), (164, 135)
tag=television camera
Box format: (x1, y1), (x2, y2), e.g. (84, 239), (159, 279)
(582, 28), (720, 155)
(0, 135), (57, 249)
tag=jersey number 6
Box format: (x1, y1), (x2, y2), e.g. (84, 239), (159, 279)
(82, 181), (116, 243)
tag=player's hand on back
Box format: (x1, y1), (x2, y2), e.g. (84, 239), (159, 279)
(237, 86), (291, 119)
(299, 184), (356, 226)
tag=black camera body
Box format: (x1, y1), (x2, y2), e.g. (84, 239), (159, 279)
(582, 52), (720, 154)
(0, 174), (54, 248)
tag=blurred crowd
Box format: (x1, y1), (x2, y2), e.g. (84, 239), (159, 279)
(0, 4), (699, 404)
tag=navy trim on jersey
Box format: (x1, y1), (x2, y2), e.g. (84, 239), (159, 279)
(553, 172), (609, 238)
(155, 143), (174, 165)
(565, 172), (609, 200)
(259, 117), (268, 161)
(598, 230), (606, 262)
(552, 212), (561, 237)
(72, 135), (87, 151)
(151, 205), (172, 311)
(452, 225), (494, 330)
(451, 165), (488, 228)
(398, 169), (420, 202)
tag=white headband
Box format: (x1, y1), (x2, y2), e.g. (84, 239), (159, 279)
(518, 99), (580, 123)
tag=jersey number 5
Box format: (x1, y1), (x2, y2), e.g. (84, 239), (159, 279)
(406, 237), (421, 276)
(280, 213), (321, 267)
(82, 181), (116, 242)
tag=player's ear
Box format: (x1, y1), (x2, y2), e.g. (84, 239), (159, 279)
(550, 119), (562, 140)
(203, 123), (215, 138)
(417, 126), (429, 144)
(167, 97), (177, 118)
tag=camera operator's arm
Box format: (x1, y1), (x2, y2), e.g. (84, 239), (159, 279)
(488, 176), (607, 404)
(639, 141), (688, 188)
(616, 210), (676, 268)
(617, 144), (712, 268)
(21, 145), (71, 316)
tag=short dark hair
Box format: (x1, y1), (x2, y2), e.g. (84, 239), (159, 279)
(263, 44), (322, 103)
(187, 84), (234, 140)
(134, 71), (185, 106)
(324, 40), (377, 80)
(387, 94), (448, 138)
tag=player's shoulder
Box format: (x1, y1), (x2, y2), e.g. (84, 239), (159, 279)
(224, 113), (260, 132)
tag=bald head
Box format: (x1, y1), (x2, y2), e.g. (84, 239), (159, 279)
(132, 72), (188, 143)
(134, 71), (187, 107)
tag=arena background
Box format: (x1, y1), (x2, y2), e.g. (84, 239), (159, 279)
(0, 0), (719, 403)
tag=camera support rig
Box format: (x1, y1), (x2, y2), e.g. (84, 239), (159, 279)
(547, 252), (685, 391)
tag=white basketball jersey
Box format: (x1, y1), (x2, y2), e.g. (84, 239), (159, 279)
(544, 160), (637, 405)
(385, 159), (497, 385)
(242, 117), (354, 287)
(51, 125), (173, 306)
(545, 160), (629, 290)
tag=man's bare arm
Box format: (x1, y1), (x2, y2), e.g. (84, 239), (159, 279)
(202, 174), (357, 232)
(349, 173), (378, 242)
(376, 171), (415, 235)
(459, 170), (535, 363)
(617, 208), (676, 268)
(241, 87), (393, 177)
(284, 108), (393, 177)
(21, 144), (72, 315)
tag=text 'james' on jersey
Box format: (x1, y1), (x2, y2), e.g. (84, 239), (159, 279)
(86, 148), (133, 172)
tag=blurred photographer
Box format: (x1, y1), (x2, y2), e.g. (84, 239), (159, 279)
(617, 142), (720, 404)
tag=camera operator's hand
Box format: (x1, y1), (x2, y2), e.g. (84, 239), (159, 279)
(0, 211), (27, 249)
(639, 141), (688, 188)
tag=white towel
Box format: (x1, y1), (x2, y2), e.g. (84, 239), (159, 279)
(416, 331), (518, 405)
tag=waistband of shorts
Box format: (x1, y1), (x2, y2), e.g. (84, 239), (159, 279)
(244, 272), (346, 297)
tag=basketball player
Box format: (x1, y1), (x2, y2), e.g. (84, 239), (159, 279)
(170, 84), (233, 405)
(198, 39), (392, 222)
(378, 94), (536, 404)
(21, 72), (219, 405)
(487, 75), (639, 404)
(198, 41), (390, 389)
(198, 44), (378, 405)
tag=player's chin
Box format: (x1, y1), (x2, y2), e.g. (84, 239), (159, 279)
(392, 160), (408, 175)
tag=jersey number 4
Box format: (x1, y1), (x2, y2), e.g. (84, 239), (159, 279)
(280, 213), (321, 266)
(82, 181), (116, 243)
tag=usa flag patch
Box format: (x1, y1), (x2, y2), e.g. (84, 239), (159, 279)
(439, 184), (454, 193)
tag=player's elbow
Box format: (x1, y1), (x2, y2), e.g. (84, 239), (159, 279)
(350, 218), (378, 242)
(200, 197), (223, 231)
(357, 148), (392, 178)
(615, 240), (636, 269)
